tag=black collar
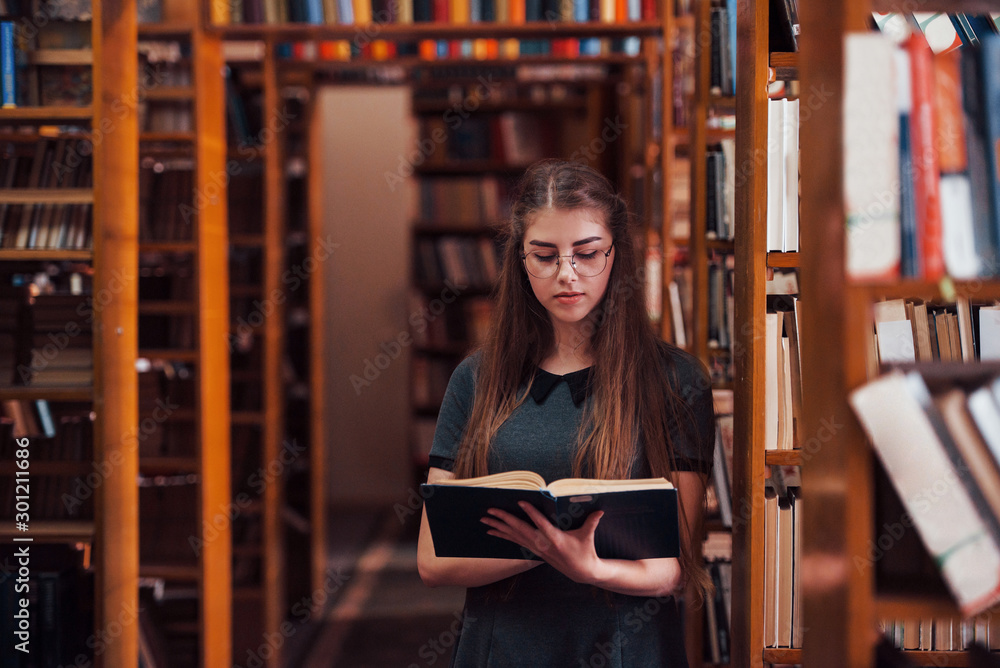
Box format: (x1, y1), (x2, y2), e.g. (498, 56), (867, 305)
(529, 367), (593, 407)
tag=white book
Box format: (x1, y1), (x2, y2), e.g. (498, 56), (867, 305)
(979, 307), (1000, 361)
(849, 371), (1000, 616)
(765, 312), (780, 450)
(939, 175), (981, 279)
(782, 98), (800, 252)
(875, 319), (916, 364)
(844, 34), (901, 280)
(767, 99), (785, 252)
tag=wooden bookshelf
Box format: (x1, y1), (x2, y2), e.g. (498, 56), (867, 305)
(732, 0), (779, 664)
(790, 0), (1000, 665)
(135, 1), (232, 665)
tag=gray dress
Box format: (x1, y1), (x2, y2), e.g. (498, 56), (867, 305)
(427, 342), (716, 668)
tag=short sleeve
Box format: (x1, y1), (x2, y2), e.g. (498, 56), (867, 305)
(427, 354), (480, 472)
(659, 343), (716, 476)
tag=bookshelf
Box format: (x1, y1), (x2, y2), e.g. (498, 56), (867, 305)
(731, 0), (803, 664)
(0, 0), (139, 664)
(202, 1), (722, 666)
(136, 0), (232, 665)
(223, 44), (330, 665)
(223, 44), (286, 665)
(724, 0), (1000, 666)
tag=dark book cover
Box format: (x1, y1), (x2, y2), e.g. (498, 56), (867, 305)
(421, 483), (679, 560)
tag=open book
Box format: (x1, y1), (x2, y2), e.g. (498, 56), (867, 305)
(421, 471), (679, 561)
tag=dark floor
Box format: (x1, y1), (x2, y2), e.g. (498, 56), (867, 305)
(288, 505), (466, 668)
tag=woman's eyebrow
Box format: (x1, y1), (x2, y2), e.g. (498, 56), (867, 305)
(526, 236), (604, 248)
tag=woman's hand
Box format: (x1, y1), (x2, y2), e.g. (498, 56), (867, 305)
(481, 500), (683, 597)
(480, 501), (610, 586)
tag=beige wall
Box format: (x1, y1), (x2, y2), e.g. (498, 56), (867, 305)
(317, 85), (415, 505)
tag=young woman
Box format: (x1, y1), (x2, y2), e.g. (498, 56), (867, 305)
(417, 160), (715, 666)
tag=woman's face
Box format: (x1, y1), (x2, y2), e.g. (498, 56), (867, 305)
(521, 207), (616, 331)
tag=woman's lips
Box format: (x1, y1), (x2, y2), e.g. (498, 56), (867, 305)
(555, 293), (584, 305)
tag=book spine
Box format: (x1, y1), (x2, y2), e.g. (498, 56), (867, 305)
(907, 33), (944, 279)
(1, 22), (15, 109)
(981, 34), (1000, 276)
(843, 34), (900, 281)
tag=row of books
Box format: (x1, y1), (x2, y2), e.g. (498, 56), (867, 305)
(1, 138), (93, 251)
(705, 139), (734, 242)
(413, 234), (500, 288)
(879, 615), (1000, 652)
(707, 252), (734, 350)
(872, 297), (1000, 366)
(139, 160), (195, 242)
(0, 401), (92, 446)
(0, 18), (92, 108)
(224, 0), (660, 26)
(765, 294), (802, 452)
(1, 291), (93, 388)
(708, 3), (736, 97)
(850, 369), (1000, 617)
(409, 291), (493, 349)
(421, 111), (551, 167)
(845, 24), (1000, 281)
(765, 98), (799, 253)
(701, 558), (732, 664)
(763, 480), (803, 649)
(418, 176), (511, 226)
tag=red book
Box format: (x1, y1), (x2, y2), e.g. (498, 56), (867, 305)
(433, 0), (449, 21)
(933, 49), (967, 174)
(641, 0), (655, 20)
(907, 33), (945, 280)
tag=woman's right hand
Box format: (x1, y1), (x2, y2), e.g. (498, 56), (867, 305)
(417, 467), (542, 588)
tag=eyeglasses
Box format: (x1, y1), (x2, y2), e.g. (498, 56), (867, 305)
(521, 244), (614, 279)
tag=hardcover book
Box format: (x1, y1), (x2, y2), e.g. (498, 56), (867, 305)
(421, 472), (679, 560)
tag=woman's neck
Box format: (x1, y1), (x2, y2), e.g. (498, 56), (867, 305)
(540, 321), (594, 375)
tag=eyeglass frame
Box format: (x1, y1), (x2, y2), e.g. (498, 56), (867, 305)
(520, 243), (615, 278)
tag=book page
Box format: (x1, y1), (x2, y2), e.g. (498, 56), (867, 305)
(545, 477), (673, 497)
(434, 470), (547, 490)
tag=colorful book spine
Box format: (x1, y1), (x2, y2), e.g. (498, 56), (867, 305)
(906, 33), (944, 279)
(1, 22), (15, 108)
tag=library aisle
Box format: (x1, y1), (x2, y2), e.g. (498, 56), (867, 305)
(289, 507), (466, 667)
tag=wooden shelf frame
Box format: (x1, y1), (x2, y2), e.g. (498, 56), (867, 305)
(92, 2), (140, 666)
(731, 0), (773, 663)
(205, 20), (664, 40)
(133, 2), (233, 664)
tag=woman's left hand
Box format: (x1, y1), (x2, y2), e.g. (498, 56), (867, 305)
(481, 501), (608, 586)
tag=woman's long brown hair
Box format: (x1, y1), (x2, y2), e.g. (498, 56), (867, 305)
(451, 160), (712, 600)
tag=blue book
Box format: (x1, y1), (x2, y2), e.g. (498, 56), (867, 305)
(1, 22), (15, 108)
(981, 34), (1000, 275)
(960, 41), (1000, 275)
(305, 0), (325, 23)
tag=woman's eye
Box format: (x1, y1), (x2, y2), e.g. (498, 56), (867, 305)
(576, 251), (599, 260)
(534, 254), (557, 263)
